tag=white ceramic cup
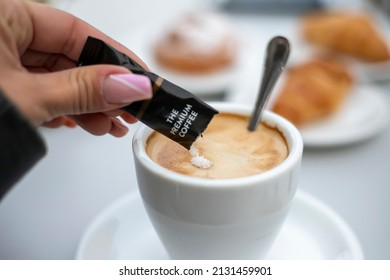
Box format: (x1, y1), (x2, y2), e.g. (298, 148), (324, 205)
(132, 102), (303, 259)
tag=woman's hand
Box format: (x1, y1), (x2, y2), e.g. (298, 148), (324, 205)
(0, 0), (152, 137)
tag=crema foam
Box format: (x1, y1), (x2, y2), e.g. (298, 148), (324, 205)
(146, 113), (288, 179)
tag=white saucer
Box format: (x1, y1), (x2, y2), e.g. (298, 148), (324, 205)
(75, 190), (364, 260)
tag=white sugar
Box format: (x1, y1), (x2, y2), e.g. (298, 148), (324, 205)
(190, 145), (212, 169)
(191, 155), (212, 169)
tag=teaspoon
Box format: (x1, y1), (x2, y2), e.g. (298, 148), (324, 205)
(248, 36), (290, 131)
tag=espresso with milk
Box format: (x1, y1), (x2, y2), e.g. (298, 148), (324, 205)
(146, 113), (288, 179)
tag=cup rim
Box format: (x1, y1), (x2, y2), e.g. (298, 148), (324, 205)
(132, 102), (303, 188)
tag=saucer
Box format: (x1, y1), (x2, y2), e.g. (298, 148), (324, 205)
(75, 190), (364, 260)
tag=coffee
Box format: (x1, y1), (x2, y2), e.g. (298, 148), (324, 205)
(146, 113), (288, 179)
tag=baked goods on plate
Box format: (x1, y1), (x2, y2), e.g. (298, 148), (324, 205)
(153, 12), (238, 74)
(271, 57), (354, 126)
(301, 11), (390, 62)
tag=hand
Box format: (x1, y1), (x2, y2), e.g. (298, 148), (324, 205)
(0, 0), (152, 137)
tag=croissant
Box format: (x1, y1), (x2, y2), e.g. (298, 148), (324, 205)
(271, 57), (353, 126)
(301, 12), (390, 62)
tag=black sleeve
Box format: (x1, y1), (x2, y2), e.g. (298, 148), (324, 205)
(0, 89), (47, 201)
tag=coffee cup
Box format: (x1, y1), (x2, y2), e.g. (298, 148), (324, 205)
(132, 102), (303, 259)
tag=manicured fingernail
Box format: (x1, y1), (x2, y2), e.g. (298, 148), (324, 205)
(64, 118), (77, 128)
(111, 117), (129, 132)
(103, 73), (152, 104)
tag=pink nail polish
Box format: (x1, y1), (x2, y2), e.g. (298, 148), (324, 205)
(111, 117), (129, 131)
(103, 73), (152, 104)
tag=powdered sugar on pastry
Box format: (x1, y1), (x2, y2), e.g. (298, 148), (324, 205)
(172, 13), (232, 54)
(154, 11), (237, 73)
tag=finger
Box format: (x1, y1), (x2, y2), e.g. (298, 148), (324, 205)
(42, 116), (77, 128)
(25, 1), (148, 69)
(21, 49), (76, 71)
(71, 113), (113, 136)
(103, 109), (126, 117)
(103, 110), (138, 124)
(64, 117), (78, 128)
(71, 114), (128, 137)
(110, 117), (129, 137)
(42, 116), (68, 128)
(1, 64), (152, 126)
(34, 66), (152, 123)
(120, 111), (138, 124)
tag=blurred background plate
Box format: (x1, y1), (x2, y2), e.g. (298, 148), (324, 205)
(228, 82), (389, 147)
(299, 85), (389, 147)
(140, 11), (244, 98)
(145, 57), (238, 97)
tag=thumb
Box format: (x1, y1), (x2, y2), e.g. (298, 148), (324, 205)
(35, 65), (152, 124)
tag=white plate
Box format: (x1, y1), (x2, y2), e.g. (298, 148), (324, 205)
(299, 86), (389, 147)
(75, 190), (364, 260)
(140, 32), (241, 97)
(141, 36), (241, 97)
(148, 62), (237, 96)
(228, 85), (389, 148)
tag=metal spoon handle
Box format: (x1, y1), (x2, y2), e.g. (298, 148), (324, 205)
(248, 36), (290, 131)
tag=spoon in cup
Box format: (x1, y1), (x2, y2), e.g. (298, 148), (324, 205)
(248, 36), (290, 131)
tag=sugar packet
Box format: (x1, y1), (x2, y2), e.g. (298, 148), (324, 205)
(78, 36), (218, 149)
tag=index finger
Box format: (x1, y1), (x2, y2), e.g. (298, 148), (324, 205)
(26, 1), (148, 69)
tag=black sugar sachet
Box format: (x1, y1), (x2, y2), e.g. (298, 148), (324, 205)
(78, 36), (218, 149)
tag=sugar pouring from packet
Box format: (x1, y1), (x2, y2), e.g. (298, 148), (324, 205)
(248, 36), (290, 131)
(77, 36), (218, 150)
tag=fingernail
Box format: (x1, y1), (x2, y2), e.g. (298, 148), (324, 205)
(103, 73), (152, 104)
(111, 117), (129, 133)
(64, 118), (77, 128)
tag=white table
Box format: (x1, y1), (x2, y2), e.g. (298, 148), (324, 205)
(0, 0), (389, 260)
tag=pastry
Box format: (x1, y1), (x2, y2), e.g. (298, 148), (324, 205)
(301, 12), (390, 62)
(271, 57), (354, 126)
(154, 12), (237, 74)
